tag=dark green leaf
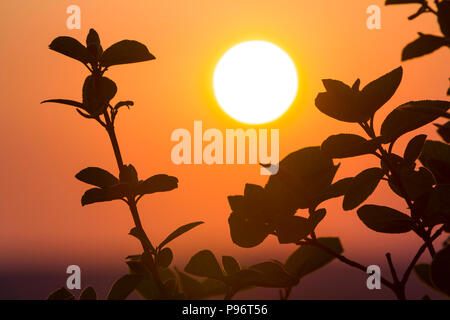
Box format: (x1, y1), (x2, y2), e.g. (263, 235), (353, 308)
(360, 67), (403, 117)
(381, 101), (450, 141)
(75, 167), (118, 188)
(156, 248), (173, 268)
(402, 34), (447, 61)
(79, 286), (97, 300)
(430, 246), (450, 296)
(343, 168), (384, 210)
(222, 256), (240, 276)
(158, 221), (204, 249)
(357, 205), (412, 233)
(49, 36), (91, 64)
(136, 174), (178, 196)
(185, 250), (224, 280)
(285, 237), (343, 279)
(404, 134), (427, 164)
(107, 274), (143, 300)
(321, 134), (381, 159)
(47, 287), (75, 300)
(100, 40), (155, 67)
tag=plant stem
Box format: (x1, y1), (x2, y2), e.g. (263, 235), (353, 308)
(104, 112), (124, 170)
(103, 110), (168, 298)
(299, 239), (396, 291)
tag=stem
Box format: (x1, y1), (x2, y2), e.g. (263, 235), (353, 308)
(401, 226), (445, 286)
(386, 253), (400, 285)
(104, 112), (124, 170)
(102, 110), (168, 298)
(298, 239), (395, 291)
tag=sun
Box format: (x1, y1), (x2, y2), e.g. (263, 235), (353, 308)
(213, 41), (298, 124)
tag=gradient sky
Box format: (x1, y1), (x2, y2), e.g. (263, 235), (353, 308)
(0, 0), (448, 299)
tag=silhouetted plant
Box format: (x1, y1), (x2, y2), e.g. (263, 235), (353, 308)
(44, 29), (304, 300)
(227, 66), (450, 299)
(43, 29), (208, 300)
(385, 0), (450, 94)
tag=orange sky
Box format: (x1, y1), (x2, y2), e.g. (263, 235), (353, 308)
(0, 0), (448, 299)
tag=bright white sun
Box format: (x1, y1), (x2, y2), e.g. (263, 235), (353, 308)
(213, 41), (298, 124)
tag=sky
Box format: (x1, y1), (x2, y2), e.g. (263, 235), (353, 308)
(0, 0), (448, 299)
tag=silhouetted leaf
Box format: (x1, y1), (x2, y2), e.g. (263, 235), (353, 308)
(315, 79), (361, 122)
(107, 274), (143, 300)
(79, 286), (97, 300)
(136, 174), (178, 196)
(129, 228), (154, 251)
(156, 248), (173, 268)
(431, 246), (450, 296)
(82, 76), (117, 116)
(317, 177), (353, 204)
(127, 258), (175, 300)
(381, 101), (450, 141)
(47, 287), (75, 300)
(228, 211), (270, 248)
(114, 100), (134, 111)
(419, 140), (450, 184)
(425, 184), (450, 226)
(266, 147), (337, 210)
(40, 99), (88, 114)
(86, 29), (102, 60)
(316, 68), (402, 123)
(247, 261), (299, 288)
(176, 270), (205, 299)
(414, 264), (435, 290)
(49, 36), (91, 64)
(404, 134), (427, 164)
(402, 34), (447, 61)
(100, 40), (155, 67)
(201, 278), (228, 298)
(343, 168), (384, 211)
(222, 256), (240, 276)
(276, 216), (313, 244)
(75, 167), (118, 188)
(321, 134), (381, 158)
(435, 121), (450, 143)
(81, 183), (128, 206)
(437, 1), (450, 37)
(357, 205), (412, 233)
(119, 164), (138, 184)
(185, 250), (224, 280)
(285, 237), (343, 279)
(360, 67), (403, 117)
(158, 221), (204, 249)
(399, 166), (435, 200)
